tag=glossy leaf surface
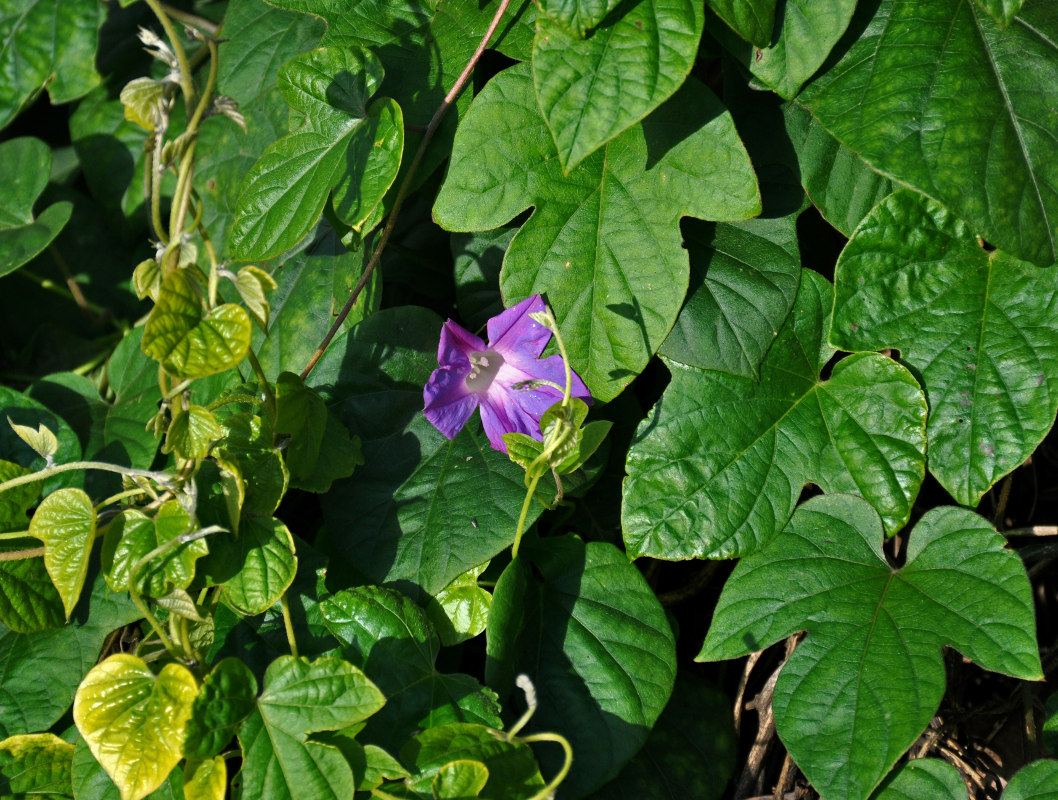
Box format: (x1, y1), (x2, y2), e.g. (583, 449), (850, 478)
(0, 732), (74, 798)
(624, 270), (927, 560)
(698, 494), (1042, 800)
(29, 487), (95, 617)
(831, 190), (1058, 506)
(434, 65), (759, 402)
(184, 658), (258, 761)
(800, 0), (1058, 266)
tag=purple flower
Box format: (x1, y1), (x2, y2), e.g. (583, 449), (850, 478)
(423, 295), (591, 453)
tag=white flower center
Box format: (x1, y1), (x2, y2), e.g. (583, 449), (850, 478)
(465, 350), (504, 393)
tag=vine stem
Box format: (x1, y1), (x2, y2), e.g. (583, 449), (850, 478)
(0, 462), (175, 495)
(512, 472), (543, 558)
(299, 0), (513, 380)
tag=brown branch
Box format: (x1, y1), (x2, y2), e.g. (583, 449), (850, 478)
(0, 546), (45, 561)
(300, 0), (513, 380)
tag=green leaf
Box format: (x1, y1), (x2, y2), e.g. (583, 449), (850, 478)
(585, 675), (736, 800)
(217, 516), (297, 615)
(0, 557), (65, 634)
(73, 655), (199, 800)
(538, 0), (620, 36)
(164, 405), (222, 461)
(831, 190), (1058, 506)
(870, 759), (967, 800)
(533, 0), (703, 169)
(142, 271), (251, 380)
(659, 215), (801, 378)
(0, 0), (105, 129)
(0, 732), (74, 798)
(275, 372), (361, 491)
(425, 563), (492, 647)
(0, 572), (141, 738)
(782, 102), (895, 238)
(434, 65), (760, 402)
(0, 138), (72, 279)
(451, 228), (513, 332)
(104, 329), (164, 470)
(698, 494), (1042, 800)
(102, 501), (208, 597)
(184, 659), (258, 761)
(712, 0), (858, 99)
(230, 46), (402, 260)
(320, 586), (501, 754)
(70, 739), (185, 800)
(485, 536), (676, 797)
(799, 0), (1058, 266)
(0, 386), (82, 495)
(237, 656), (385, 800)
(973, 0), (1026, 27)
(29, 488), (95, 617)
(183, 757), (225, 800)
(0, 459), (39, 532)
(402, 724), (544, 800)
(624, 269), (928, 560)
(705, 0), (777, 46)
(1003, 760), (1058, 800)
(432, 760), (489, 799)
(6, 418), (56, 462)
(313, 307), (561, 597)
(232, 266), (278, 331)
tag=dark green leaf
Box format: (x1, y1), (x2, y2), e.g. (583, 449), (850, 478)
(660, 215), (800, 378)
(538, 0), (620, 37)
(624, 269), (927, 560)
(0, 556), (64, 634)
(0, 138), (72, 278)
(434, 65), (760, 401)
(800, 0), (1058, 266)
(0, 0), (105, 129)
(831, 190), (1058, 506)
(229, 46), (402, 260)
(218, 516), (297, 615)
(0, 572), (140, 738)
(973, 0), (1026, 27)
(870, 759), (967, 800)
(320, 585), (501, 753)
(0, 733), (74, 798)
(451, 228), (514, 333)
(698, 494), (1042, 800)
(1044, 693), (1058, 754)
(184, 658), (258, 760)
(237, 656), (385, 800)
(713, 0), (857, 99)
(705, 0), (777, 46)
(533, 0), (704, 169)
(585, 675), (736, 800)
(485, 536), (676, 797)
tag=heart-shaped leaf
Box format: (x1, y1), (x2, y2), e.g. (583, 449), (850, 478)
(698, 494), (1042, 800)
(831, 190), (1058, 506)
(486, 536), (676, 797)
(0, 732), (75, 797)
(142, 270), (251, 380)
(29, 487), (96, 617)
(800, 0), (1058, 266)
(434, 65), (760, 402)
(425, 562), (492, 647)
(320, 585), (501, 754)
(102, 500), (208, 597)
(216, 516), (297, 615)
(70, 738), (185, 800)
(164, 405), (222, 461)
(237, 656), (385, 800)
(623, 269), (927, 560)
(229, 46), (402, 260)
(533, 0), (704, 170)
(183, 756), (226, 800)
(74, 654), (199, 800)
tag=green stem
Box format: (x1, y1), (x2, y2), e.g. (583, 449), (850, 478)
(0, 530), (31, 541)
(143, 0), (196, 109)
(280, 594), (300, 659)
(170, 39), (218, 241)
(245, 349), (277, 423)
(17, 268), (111, 321)
(0, 461), (174, 496)
(512, 472), (543, 558)
(520, 732), (574, 800)
(149, 130), (169, 247)
(95, 487), (150, 512)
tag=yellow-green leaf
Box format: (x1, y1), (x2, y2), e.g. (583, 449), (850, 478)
(183, 757), (226, 800)
(233, 265), (277, 331)
(0, 732), (75, 797)
(142, 270), (251, 380)
(29, 488), (96, 618)
(164, 405), (223, 460)
(7, 417), (58, 462)
(432, 759), (489, 799)
(73, 654), (198, 800)
(120, 77), (165, 131)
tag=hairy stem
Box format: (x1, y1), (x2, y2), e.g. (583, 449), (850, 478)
(0, 462), (174, 496)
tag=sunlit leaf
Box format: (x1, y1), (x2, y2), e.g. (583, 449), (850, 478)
(0, 732), (74, 798)
(29, 487), (95, 617)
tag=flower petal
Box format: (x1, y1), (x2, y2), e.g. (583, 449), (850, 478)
(439, 319), (486, 368)
(424, 365), (479, 440)
(487, 295), (550, 359)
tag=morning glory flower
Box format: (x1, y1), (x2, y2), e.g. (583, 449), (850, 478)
(423, 295), (591, 453)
